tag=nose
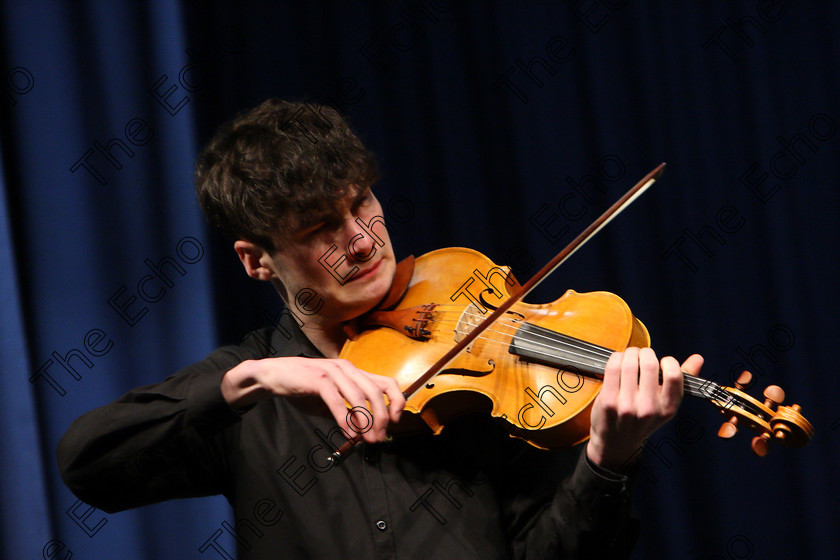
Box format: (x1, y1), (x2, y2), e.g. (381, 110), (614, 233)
(345, 217), (378, 262)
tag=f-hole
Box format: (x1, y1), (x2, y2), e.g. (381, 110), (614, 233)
(479, 288), (525, 322)
(479, 288), (498, 312)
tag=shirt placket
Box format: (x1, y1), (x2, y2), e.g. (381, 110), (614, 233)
(359, 442), (398, 559)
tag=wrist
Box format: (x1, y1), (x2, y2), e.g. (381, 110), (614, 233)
(586, 436), (639, 474)
(585, 437), (607, 467)
(221, 360), (268, 411)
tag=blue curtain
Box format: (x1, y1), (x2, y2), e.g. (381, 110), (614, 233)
(2, 1), (838, 559)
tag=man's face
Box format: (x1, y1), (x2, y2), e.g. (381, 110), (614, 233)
(265, 187), (397, 326)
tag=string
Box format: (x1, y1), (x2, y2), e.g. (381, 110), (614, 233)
(419, 306), (768, 420)
(433, 310), (612, 373)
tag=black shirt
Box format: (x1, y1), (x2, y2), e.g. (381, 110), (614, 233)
(57, 321), (638, 559)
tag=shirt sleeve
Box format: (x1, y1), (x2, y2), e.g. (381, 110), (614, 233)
(497, 440), (639, 560)
(56, 346), (248, 513)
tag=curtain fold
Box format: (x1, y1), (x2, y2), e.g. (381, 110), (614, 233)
(1, 1), (230, 559)
(0, 146), (53, 560)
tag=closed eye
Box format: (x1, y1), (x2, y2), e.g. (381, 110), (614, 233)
(352, 189), (375, 212)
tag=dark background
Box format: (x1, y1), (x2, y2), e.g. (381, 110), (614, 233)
(2, 1), (838, 559)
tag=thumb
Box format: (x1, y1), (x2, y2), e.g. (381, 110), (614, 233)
(680, 354), (704, 377)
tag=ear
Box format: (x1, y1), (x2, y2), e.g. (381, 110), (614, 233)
(234, 240), (275, 281)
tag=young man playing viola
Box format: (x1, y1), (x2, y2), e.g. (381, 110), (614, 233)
(58, 99), (703, 559)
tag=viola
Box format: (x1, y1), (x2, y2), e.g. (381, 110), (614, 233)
(331, 165), (813, 461)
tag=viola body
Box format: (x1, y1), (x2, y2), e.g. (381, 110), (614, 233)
(339, 247), (650, 449)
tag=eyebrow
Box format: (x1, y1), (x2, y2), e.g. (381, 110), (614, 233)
(294, 186), (373, 237)
(349, 186), (372, 210)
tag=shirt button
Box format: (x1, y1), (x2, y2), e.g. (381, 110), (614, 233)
(376, 520), (387, 531)
(364, 446), (378, 464)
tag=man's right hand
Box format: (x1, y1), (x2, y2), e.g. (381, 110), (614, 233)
(221, 357), (406, 443)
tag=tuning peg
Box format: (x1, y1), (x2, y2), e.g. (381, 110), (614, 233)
(762, 385), (785, 408)
(717, 371), (752, 439)
(735, 370), (753, 389)
(746, 383), (784, 455)
(718, 416), (739, 438)
(751, 434), (771, 457)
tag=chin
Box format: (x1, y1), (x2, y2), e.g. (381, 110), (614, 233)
(366, 265), (394, 300)
(354, 259), (397, 314)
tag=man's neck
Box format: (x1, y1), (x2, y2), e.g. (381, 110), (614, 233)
(301, 322), (347, 358)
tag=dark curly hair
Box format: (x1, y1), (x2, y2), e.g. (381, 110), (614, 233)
(194, 99), (379, 251)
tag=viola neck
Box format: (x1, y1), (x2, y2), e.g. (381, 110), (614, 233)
(508, 321), (719, 401)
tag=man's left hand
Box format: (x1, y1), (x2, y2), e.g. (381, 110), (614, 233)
(586, 347), (704, 472)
